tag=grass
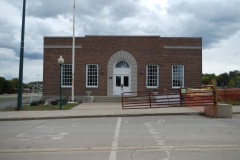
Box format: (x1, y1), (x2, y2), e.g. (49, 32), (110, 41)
(225, 101), (240, 105)
(218, 99), (240, 105)
(1, 103), (79, 111)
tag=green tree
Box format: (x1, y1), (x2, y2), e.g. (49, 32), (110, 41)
(10, 78), (19, 89)
(0, 77), (6, 94)
(0, 77), (27, 94)
(202, 73), (216, 85)
(228, 79), (237, 87)
(227, 70), (240, 87)
(229, 70), (240, 79)
(4, 80), (15, 93)
(0, 77), (15, 94)
(217, 73), (229, 86)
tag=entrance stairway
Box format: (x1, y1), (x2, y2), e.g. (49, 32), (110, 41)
(93, 96), (121, 103)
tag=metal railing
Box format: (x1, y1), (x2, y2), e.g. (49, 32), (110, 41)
(122, 86), (215, 109)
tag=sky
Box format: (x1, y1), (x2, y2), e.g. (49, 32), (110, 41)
(0, 0), (239, 83)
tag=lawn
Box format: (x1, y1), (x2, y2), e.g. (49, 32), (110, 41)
(2, 103), (79, 111)
(224, 101), (240, 105)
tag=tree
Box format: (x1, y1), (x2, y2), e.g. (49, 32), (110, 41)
(217, 73), (229, 86)
(10, 78), (19, 89)
(0, 77), (15, 94)
(0, 77), (5, 94)
(4, 80), (15, 94)
(227, 70), (240, 87)
(202, 73), (216, 85)
(229, 70), (240, 79)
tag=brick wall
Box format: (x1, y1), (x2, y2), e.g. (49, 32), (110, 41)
(43, 36), (202, 97)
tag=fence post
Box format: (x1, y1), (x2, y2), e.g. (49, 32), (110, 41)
(122, 93), (124, 109)
(149, 91), (152, 108)
(212, 79), (218, 117)
(224, 86), (227, 103)
(179, 88), (182, 107)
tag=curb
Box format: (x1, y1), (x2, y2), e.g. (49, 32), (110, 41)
(0, 112), (239, 121)
(0, 112), (203, 121)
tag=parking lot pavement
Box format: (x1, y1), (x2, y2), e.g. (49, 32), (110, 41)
(0, 115), (240, 160)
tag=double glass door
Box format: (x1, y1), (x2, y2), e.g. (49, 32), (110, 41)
(114, 75), (130, 96)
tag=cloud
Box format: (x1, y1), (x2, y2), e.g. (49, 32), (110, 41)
(203, 31), (240, 75)
(0, 1), (22, 56)
(0, 48), (20, 80)
(167, 0), (240, 48)
(0, 47), (43, 82)
(27, 0), (72, 18)
(0, 0), (239, 82)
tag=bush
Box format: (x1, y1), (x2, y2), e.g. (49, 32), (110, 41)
(51, 100), (58, 105)
(62, 96), (69, 105)
(30, 101), (39, 106)
(38, 97), (45, 105)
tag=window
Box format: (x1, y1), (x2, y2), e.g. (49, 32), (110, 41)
(172, 65), (184, 88)
(116, 76), (121, 87)
(115, 60), (130, 68)
(86, 64), (98, 88)
(146, 65), (159, 88)
(124, 76), (129, 87)
(62, 64), (72, 87)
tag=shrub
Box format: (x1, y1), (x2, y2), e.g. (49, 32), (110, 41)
(38, 97), (46, 105)
(31, 101), (39, 106)
(51, 100), (58, 105)
(62, 96), (69, 105)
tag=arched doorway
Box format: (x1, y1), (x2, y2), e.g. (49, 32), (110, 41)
(107, 50), (137, 96)
(113, 60), (131, 96)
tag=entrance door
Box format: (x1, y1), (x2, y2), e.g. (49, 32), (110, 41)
(114, 75), (130, 96)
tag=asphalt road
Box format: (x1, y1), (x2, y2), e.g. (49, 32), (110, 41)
(0, 93), (41, 109)
(0, 115), (240, 160)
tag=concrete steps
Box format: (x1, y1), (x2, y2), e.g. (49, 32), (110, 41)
(93, 96), (122, 103)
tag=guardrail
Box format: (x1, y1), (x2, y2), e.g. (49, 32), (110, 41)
(122, 86), (215, 109)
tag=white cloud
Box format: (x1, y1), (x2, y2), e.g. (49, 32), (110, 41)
(0, 48), (20, 80)
(0, 48), (42, 82)
(23, 59), (43, 83)
(203, 31), (240, 75)
(0, 0), (240, 82)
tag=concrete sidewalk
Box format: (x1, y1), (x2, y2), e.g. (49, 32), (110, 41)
(0, 103), (239, 121)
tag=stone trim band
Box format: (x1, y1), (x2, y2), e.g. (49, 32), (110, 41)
(44, 45), (82, 49)
(164, 46), (202, 49)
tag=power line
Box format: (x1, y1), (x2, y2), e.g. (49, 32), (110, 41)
(218, 51), (239, 74)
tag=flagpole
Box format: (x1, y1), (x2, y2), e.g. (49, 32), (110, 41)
(71, 0), (75, 102)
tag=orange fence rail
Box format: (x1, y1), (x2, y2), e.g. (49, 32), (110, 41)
(217, 88), (240, 104)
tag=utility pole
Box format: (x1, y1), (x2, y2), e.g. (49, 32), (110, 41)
(16, 0), (26, 110)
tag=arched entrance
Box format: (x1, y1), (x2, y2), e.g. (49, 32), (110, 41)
(113, 60), (131, 95)
(107, 50), (137, 96)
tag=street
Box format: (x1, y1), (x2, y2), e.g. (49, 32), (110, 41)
(0, 115), (240, 160)
(0, 93), (41, 109)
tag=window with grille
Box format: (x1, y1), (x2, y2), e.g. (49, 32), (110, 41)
(146, 65), (159, 88)
(115, 60), (130, 68)
(62, 64), (72, 87)
(86, 64), (98, 88)
(172, 65), (184, 88)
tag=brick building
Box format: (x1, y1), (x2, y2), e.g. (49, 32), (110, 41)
(43, 35), (202, 98)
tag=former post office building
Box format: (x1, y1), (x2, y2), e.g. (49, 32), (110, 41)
(43, 35), (202, 97)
